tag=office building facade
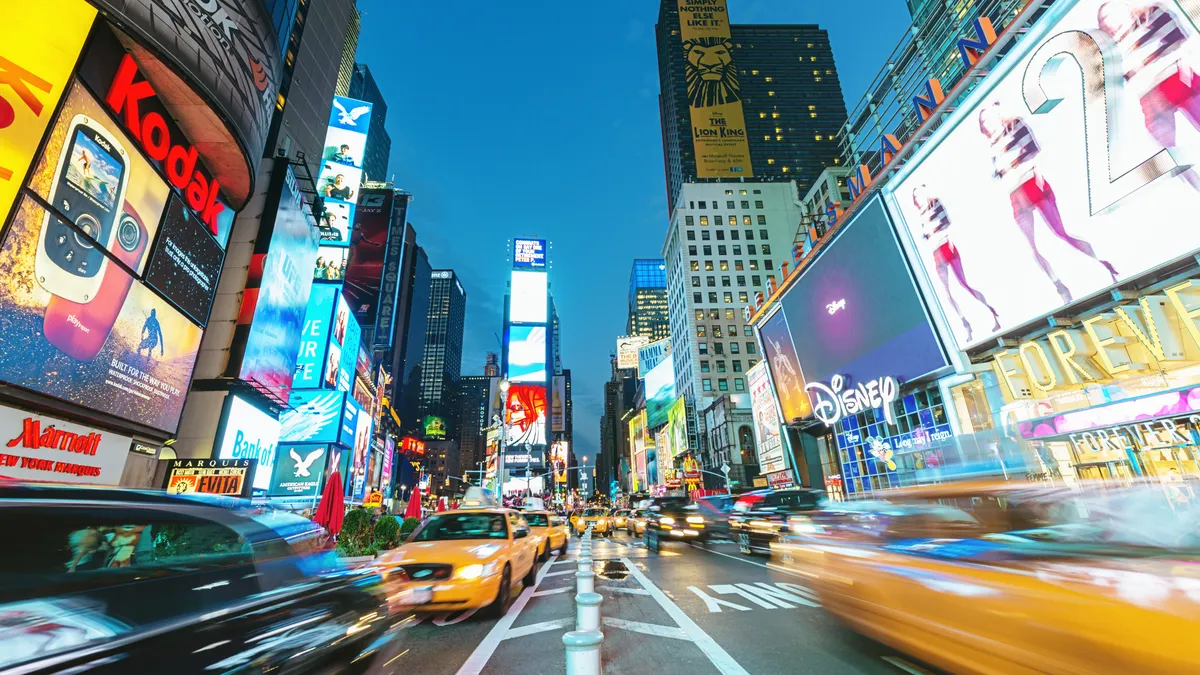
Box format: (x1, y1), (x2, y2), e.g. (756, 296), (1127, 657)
(333, 6), (361, 97)
(348, 63), (392, 182)
(418, 270), (467, 438)
(628, 259), (670, 341)
(655, 1), (848, 212)
(457, 375), (494, 483)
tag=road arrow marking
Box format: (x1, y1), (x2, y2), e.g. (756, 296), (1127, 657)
(687, 586), (751, 612)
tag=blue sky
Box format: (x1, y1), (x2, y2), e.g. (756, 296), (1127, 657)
(355, 0), (914, 465)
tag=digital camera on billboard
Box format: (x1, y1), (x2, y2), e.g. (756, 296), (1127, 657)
(44, 201), (149, 361)
(35, 115), (128, 304)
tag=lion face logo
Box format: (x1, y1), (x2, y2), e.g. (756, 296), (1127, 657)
(683, 38), (741, 108)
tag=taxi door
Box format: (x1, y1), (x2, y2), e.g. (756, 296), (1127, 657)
(508, 513), (537, 578)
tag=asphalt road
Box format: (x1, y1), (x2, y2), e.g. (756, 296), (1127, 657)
(363, 532), (932, 675)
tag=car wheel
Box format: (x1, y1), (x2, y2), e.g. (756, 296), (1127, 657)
(484, 566), (511, 618)
(540, 543), (550, 562)
(523, 556), (538, 587)
(738, 532), (751, 555)
(558, 538), (568, 555)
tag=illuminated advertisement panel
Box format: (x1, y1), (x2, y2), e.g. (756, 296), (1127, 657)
(324, 293), (355, 391)
(644, 357), (676, 428)
(759, 308), (811, 424)
(507, 325), (547, 383)
(509, 270), (548, 323)
(315, 245), (350, 282)
(423, 415), (447, 439)
(293, 284), (338, 388)
(637, 339), (672, 379)
(280, 389), (346, 444)
(0, 406), (131, 485)
(747, 363), (787, 474)
(269, 445), (327, 498)
(318, 96), (372, 209)
(616, 336), (650, 370)
(217, 395), (281, 492)
(513, 238), (547, 269)
(665, 396), (688, 466)
(780, 198), (947, 389)
(506, 384), (547, 458)
(550, 441), (568, 483)
(0, 2), (96, 230)
(165, 458), (254, 497)
(887, 0), (1200, 351)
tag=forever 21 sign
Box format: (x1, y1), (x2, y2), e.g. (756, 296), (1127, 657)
(0, 406), (132, 485)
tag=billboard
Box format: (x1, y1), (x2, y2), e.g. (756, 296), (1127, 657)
(381, 436), (395, 494)
(748, 363), (787, 474)
(423, 415), (447, 439)
(616, 335), (650, 370)
(269, 444), (327, 498)
(317, 199), (354, 246)
(676, 0), (753, 178)
(164, 458), (254, 497)
(351, 401), (374, 498)
(759, 309), (811, 424)
(293, 284), (338, 388)
(143, 194), (225, 326)
(0, 2), (96, 234)
(344, 188), (398, 330)
(217, 394), (281, 492)
(552, 374), (566, 432)
(780, 197), (947, 389)
(637, 338), (672, 379)
(507, 325), (548, 383)
(888, 0), (1200, 351)
(235, 162), (320, 403)
(339, 399), (361, 448)
(280, 389), (346, 443)
(315, 245), (350, 282)
(318, 96), (373, 207)
(0, 406), (131, 485)
(335, 295), (361, 392)
(513, 238), (547, 269)
(665, 396), (689, 466)
(644, 357), (676, 428)
(550, 441), (568, 483)
(0, 196), (203, 432)
(510, 270), (548, 323)
(505, 384), (547, 457)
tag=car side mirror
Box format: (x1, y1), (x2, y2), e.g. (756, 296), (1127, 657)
(515, 528), (529, 539)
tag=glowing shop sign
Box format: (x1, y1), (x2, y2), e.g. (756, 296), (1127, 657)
(806, 375), (899, 428)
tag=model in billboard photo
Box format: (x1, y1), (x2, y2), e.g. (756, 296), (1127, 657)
(323, 173), (355, 201)
(978, 102), (1119, 303)
(912, 186), (1001, 341)
(138, 309), (164, 358)
(1098, 0), (1200, 191)
(506, 385), (547, 449)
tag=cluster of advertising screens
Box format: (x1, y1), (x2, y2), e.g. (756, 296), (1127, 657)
(502, 238), (552, 474)
(0, 21), (240, 434)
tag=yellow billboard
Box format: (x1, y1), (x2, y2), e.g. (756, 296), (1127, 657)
(677, 0), (753, 178)
(0, 1), (96, 229)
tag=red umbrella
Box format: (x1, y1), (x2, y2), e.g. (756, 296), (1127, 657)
(314, 471), (345, 536)
(404, 485), (422, 519)
(436, 497), (447, 512)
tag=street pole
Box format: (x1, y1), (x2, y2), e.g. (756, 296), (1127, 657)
(496, 379), (510, 502)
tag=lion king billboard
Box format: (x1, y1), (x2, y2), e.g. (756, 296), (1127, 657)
(677, 0), (753, 178)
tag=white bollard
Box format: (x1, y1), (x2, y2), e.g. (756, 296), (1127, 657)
(576, 567), (594, 594)
(575, 592), (602, 631)
(563, 629), (603, 675)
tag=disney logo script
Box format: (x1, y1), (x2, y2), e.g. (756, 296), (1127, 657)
(826, 299), (846, 315)
(806, 375), (899, 428)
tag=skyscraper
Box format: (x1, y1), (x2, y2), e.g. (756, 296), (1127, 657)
(390, 231), (431, 436)
(628, 259), (670, 341)
(655, 0), (847, 212)
(456, 375), (493, 482)
(333, 7), (361, 97)
(348, 64), (392, 182)
(418, 270), (467, 438)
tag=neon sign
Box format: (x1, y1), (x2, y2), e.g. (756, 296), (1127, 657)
(826, 299), (846, 315)
(806, 374), (900, 428)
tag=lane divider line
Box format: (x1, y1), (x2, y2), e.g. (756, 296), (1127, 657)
(619, 557), (750, 675)
(687, 543), (813, 581)
(601, 617), (690, 641)
(504, 617), (572, 640)
(454, 555), (557, 675)
(599, 585), (650, 596)
(531, 587), (572, 597)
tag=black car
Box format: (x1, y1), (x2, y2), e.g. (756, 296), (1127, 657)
(0, 483), (400, 674)
(692, 494), (735, 541)
(643, 500), (709, 551)
(729, 488), (826, 555)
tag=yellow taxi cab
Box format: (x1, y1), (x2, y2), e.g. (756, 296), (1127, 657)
(523, 510), (568, 559)
(611, 509), (630, 529)
(376, 507), (542, 617)
(770, 480), (1200, 674)
(574, 507), (613, 536)
(625, 508), (649, 536)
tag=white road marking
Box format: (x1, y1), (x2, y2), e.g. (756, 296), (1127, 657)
(600, 585), (651, 595)
(775, 582), (821, 605)
(602, 617), (690, 640)
(709, 584), (780, 609)
(687, 586), (751, 612)
(454, 557), (555, 675)
(542, 569), (576, 578)
(504, 618), (572, 639)
(882, 656), (935, 674)
(620, 557), (750, 675)
(688, 543), (813, 580)
(531, 586), (572, 597)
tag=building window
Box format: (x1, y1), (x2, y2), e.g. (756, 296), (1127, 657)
(743, 326), (753, 336)
(749, 260), (759, 271)
(714, 342), (724, 355)
(761, 244), (771, 255)
(691, 276), (700, 287)
(717, 361), (727, 373)
(719, 260), (729, 271)
(696, 325), (706, 337)
(719, 379), (729, 391)
(686, 230), (695, 241)
(765, 259), (773, 270)
(688, 245), (697, 255)
(733, 247), (742, 257)
(693, 292), (702, 303)
(704, 260), (714, 271)
(689, 201), (695, 209)
(694, 309), (705, 321)
(708, 309), (720, 320)
(740, 201), (749, 209)
(700, 360), (710, 373)
(734, 378), (746, 392)
(712, 325), (722, 338)
(748, 245), (757, 255)
(699, 342), (708, 355)
(716, 230), (725, 240)
(767, 158), (775, 165)
(708, 292), (718, 303)
(726, 200), (735, 209)
(754, 201), (764, 209)
(745, 230), (754, 240)
(730, 230), (739, 240)
(721, 276), (731, 287)
(733, 360), (743, 372)
(749, 359), (758, 368)
(702, 231), (711, 241)
(714, 215), (724, 226)
(703, 245), (712, 255)
(703, 379), (713, 391)
(686, 215), (694, 226)
(690, 261), (700, 271)
(752, 275), (761, 286)
(707, 276), (716, 287)
(736, 275), (746, 286)
(728, 324), (738, 336)
(723, 292), (733, 303)
(735, 260), (744, 271)
(753, 190), (761, 194)
(739, 291), (748, 302)
(700, 216), (709, 226)
(739, 190), (747, 195)
(759, 229), (769, 239)
(725, 309), (735, 320)
(698, 201), (707, 209)
(730, 341), (742, 354)
(757, 215), (767, 225)
(724, 189), (733, 195)
(747, 342), (757, 354)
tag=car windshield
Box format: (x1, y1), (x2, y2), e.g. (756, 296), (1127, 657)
(632, 510), (648, 518)
(583, 509), (607, 517)
(524, 513), (550, 527)
(412, 513), (508, 541)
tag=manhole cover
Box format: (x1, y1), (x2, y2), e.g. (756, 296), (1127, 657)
(593, 559), (629, 580)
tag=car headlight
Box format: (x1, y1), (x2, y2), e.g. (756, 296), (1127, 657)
(660, 517), (675, 525)
(455, 562), (498, 580)
(686, 516), (705, 524)
(748, 519), (774, 529)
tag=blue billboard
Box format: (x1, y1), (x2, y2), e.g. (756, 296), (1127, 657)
(293, 284), (338, 389)
(324, 291), (360, 391)
(280, 389), (346, 443)
(513, 238), (546, 269)
(338, 303), (361, 392)
(339, 396), (361, 448)
(507, 325), (547, 383)
(318, 96), (373, 212)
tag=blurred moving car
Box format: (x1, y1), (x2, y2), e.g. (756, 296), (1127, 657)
(643, 501), (707, 549)
(523, 510), (568, 559)
(376, 508), (541, 618)
(729, 488), (824, 555)
(625, 509), (650, 536)
(574, 507), (614, 536)
(0, 483), (396, 674)
(611, 509), (630, 529)
(771, 480), (1200, 674)
(692, 494), (735, 541)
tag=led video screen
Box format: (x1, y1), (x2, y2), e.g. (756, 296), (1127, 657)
(510, 270), (547, 323)
(507, 325), (547, 383)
